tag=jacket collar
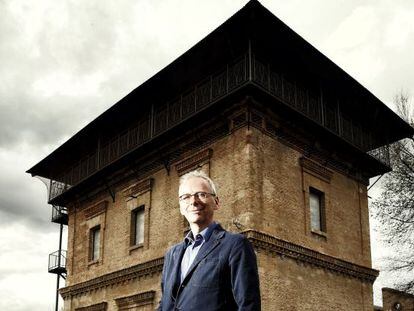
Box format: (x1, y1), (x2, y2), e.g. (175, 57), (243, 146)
(184, 221), (218, 245)
(180, 223), (225, 285)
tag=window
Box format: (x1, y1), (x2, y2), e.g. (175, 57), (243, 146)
(89, 226), (101, 261)
(309, 188), (325, 232)
(131, 206), (145, 246)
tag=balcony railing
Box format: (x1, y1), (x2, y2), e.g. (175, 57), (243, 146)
(367, 145), (391, 168)
(48, 51), (391, 202)
(48, 55), (249, 202)
(48, 250), (67, 275)
(51, 205), (68, 225)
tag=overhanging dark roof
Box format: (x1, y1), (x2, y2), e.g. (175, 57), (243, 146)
(27, 0), (413, 179)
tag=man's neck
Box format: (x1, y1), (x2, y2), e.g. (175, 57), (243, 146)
(190, 221), (213, 235)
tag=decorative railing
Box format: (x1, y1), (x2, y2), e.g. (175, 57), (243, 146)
(50, 180), (71, 202)
(367, 145), (391, 167)
(48, 51), (391, 202)
(250, 56), (380, 152)
(48, 55), (249, 201)
(250, 56), (391, 167)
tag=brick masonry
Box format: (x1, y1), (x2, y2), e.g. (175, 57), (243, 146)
(63, 123), (377, 310)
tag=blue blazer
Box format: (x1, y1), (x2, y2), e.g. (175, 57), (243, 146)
(158, 224), (261, 311)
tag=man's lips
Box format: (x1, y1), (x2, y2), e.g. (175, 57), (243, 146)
(187, 207), (205, 212)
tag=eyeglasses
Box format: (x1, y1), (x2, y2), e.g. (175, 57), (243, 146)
(179, 191), (216, 203)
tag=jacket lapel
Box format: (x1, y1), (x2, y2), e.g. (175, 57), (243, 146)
(181, 227), (225, 285)
(170, 242), (186, 295)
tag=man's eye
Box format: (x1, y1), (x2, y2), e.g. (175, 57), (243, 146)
(181, 194), (191, 200)
(197, 192), (207, 198)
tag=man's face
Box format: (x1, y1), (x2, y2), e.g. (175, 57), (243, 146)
(179, 177), (219, 228)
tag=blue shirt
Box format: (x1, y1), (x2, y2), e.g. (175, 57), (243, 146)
(180, 222), (216, 282)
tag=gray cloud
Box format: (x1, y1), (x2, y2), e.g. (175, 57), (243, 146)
(0, 0), (186, 149)
(0, 171), (53, 232)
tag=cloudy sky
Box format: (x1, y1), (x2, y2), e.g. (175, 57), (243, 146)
(1, 0), (413, 309)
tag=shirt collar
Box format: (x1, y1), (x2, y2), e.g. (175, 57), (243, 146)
(184, 221), (217, 245)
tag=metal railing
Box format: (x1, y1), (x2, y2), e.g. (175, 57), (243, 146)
(48, 250), (67, 274)
(48, 55), (249, 201)
(51, 205), (68, 225)
(48, 51), (391, 201)
(367, 145), (391, 168)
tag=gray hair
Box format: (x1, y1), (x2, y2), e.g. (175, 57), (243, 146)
(179, 170), (218, 195)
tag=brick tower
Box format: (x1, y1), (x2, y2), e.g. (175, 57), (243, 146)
(28, 1), (414, 310)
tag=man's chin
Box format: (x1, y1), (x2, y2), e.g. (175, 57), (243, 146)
(188, 216), (203, 223)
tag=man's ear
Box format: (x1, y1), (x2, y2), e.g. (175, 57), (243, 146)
(214, 196), (220, 210)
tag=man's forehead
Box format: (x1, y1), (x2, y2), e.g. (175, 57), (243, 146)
(179, 177), (210, 191)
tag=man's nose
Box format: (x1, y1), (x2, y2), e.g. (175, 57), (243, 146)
(189, 193), (201, 204)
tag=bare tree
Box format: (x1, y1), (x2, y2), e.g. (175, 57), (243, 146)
(371, 92), (414, 293)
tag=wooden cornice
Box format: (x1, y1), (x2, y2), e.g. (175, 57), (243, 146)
(243, 229), (379, 283)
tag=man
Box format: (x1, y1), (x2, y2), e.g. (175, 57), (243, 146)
(158, 170), (261, 311)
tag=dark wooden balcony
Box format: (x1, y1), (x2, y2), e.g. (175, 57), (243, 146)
(46, 52), (397, 203)
(51, 205), (68, 225)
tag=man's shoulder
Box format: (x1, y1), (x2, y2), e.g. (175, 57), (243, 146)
(218, 229), (255, 259)
(165, 241), (185, 255)
(222, 229), (244, 239)
(216, 226), (249, 245)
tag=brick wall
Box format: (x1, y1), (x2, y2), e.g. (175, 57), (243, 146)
(63, 124), (376, 310)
